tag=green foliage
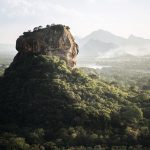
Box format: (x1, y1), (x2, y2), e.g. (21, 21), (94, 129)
(0, 53), (149, 149)
(120, 105), (143, 124)
(81, 56), (150, 90)
(0, 133), (30, 150)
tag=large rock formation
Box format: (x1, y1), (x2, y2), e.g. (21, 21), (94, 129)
(16, 24), (79, 67)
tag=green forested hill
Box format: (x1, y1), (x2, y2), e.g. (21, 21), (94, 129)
(0, 53), (149, 149)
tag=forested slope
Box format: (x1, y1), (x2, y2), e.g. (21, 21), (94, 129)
(0, 53), (149, 149)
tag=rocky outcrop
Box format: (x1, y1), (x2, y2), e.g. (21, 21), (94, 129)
(16, 24), (79, 67)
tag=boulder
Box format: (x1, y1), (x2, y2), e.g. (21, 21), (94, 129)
(16, 24), (79, 67)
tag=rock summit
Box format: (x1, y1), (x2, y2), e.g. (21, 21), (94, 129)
(16, 24), (79, 67)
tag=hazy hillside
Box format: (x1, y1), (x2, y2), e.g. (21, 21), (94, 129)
(79, 39), (118, 57)
(78, 29), (150, 58)
(80, 29), (126, 46)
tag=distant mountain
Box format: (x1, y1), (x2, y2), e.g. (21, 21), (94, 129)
(80, 39), (118, 57)
(80, 29), (125, 46)
(78, 29), (150, 58)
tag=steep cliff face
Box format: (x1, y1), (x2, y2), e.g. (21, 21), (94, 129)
(16, 24), (79, 67)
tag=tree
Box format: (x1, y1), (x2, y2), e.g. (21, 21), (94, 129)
(46, 25), (50, 28)
(38, 26), (43, 30)
(120, 105), (143, 125)
(29, 128), (45, 144)
(33, 27), (38, 31)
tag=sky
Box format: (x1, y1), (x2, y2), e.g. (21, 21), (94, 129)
(0, 0), (150, 44)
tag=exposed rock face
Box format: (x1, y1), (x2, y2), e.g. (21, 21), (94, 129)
(16, 24), (79, 67)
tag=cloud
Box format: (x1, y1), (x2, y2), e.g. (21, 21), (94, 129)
(0, 0), (85, 24)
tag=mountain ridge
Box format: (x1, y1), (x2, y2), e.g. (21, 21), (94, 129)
(78, 29), (150, 58)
